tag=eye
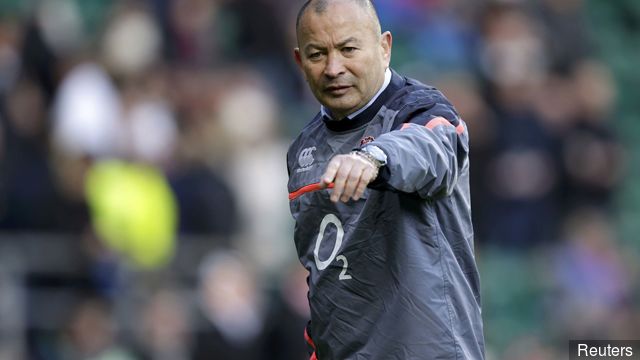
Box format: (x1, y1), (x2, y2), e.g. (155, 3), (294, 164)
(308, 52), (322, 60)
(342, 47), (357, 54)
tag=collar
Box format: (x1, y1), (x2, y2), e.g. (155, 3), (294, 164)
(322, 68), (404, 132)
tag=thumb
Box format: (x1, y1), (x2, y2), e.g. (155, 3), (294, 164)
(318, 176), (333, 189)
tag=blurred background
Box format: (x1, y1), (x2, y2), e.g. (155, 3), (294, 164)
(0, 0), (638, 359)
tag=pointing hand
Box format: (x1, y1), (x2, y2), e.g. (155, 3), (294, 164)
(320, 152), (380, 203)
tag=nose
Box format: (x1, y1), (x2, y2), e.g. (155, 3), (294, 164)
(323, 53), (345, 79)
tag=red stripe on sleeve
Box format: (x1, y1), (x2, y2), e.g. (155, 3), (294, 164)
(424, 116), (466, 135)
(425, 116), (452, 130)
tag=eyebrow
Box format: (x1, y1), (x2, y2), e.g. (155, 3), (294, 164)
(336, 37), (360, 47)
(304, 37), (361, 53)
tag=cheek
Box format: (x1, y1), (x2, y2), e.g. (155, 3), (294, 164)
(303, 67), (321, 84)
(351, 56), (376, 77)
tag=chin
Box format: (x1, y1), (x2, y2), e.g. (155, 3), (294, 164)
(324, 101), (358, 116)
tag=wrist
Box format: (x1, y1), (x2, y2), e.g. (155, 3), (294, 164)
(359, 145), (387, 167)
(351, 151), (380, 181)
(352, 145), (387, 180)
(351, 150), (381, 170)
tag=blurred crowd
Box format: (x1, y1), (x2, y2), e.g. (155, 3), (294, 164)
(0, 0), (638, 359)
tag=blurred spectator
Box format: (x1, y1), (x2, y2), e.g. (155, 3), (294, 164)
(35, 0), (84, 59)
(84, 160), (177, 270)
(164, 0), (224, 66)
(216, 69), (294, 274)
(192, 251), (266, 360)
(136, 288), (191, 360)
(52, 62), (123, 159)
(47, 61), (126, 234)
(59, 296), (138, 360)
(550, 208), (632, 339)
(537, 0), (592, 70)
(0, 76), (62, 230)
(479, 5), (561, 247)
(168, 163), (238, 238)
(164, 67), (240, 238)
(222, 0), (300, 100)
(560, 60), (624, 210)
(479, 4), (548, 91)
(264, 263), (310, 360)
(102, 3), (162, 80)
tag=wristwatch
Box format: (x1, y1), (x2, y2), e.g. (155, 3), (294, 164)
(360, 145), (388, 167)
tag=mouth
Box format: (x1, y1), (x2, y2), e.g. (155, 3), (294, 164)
(324, 85), (352, 96)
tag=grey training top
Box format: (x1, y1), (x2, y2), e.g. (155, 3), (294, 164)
(287, 69), (485, 360)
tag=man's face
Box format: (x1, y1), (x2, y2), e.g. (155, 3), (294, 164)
(295, 1), (392, 120)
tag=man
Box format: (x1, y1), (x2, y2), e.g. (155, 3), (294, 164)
(286, 0), (485, 359)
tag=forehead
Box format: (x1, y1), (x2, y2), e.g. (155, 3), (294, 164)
(297, 1), (376, 46)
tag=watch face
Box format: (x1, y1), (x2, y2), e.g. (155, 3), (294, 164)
(364, 145), (387, 165)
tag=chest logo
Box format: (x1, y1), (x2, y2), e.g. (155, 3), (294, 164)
(360, 136), (375, 147)
(297, 146), (316, 173)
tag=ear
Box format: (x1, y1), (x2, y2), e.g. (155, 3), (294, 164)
(380, 31), (393, 68)
(294, 48), (303, 69)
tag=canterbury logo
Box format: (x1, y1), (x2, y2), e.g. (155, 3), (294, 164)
(298, 147), (316, 168)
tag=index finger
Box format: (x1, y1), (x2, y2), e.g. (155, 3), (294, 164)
(320, 156), (342, 188)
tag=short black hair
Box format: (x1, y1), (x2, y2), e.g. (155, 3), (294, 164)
(295, 0), (378, 32)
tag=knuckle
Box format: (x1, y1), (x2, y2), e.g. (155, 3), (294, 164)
(337, 167), (351, 178)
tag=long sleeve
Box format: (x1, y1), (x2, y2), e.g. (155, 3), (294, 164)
(368, 97), (469, 199)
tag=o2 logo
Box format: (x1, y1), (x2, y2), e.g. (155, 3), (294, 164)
(314, 214), (351, 280)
